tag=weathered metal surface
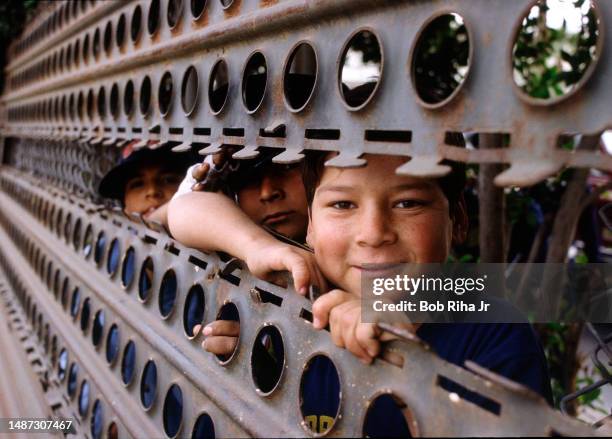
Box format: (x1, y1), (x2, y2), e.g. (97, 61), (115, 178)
(1, 0), (612, 437)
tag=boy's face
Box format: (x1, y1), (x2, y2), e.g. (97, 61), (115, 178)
(124, 163), (183, 217)
(307, 155), (457, 296)
(236, 164), (309, 241)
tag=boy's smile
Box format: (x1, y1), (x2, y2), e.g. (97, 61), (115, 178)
(307, 154), (456, 296)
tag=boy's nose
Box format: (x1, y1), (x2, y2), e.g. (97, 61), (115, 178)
(145, 183), (164, 199)
(356, 205), (396, 248)
(259, 175), (283, 202)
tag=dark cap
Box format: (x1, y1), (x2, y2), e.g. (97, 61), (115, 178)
(98, 141), (196, 201)
(225, 147), (284, 192)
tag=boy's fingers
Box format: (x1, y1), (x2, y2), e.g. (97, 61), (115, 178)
(191, 162), (210, 182)
(192, 324), (202, 336)
(205, 320), (240, 337)
(202, 336), (238, 355)
(355, 323), (381, 360)
(312, 290), (353, 329)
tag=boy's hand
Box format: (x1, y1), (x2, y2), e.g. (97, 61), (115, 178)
(245, 241), (328, 296)
(312, 290), (381, 364)
(194, 321), (240, 356)
(312, 290), (416, 364)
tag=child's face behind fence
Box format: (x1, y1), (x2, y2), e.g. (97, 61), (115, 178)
(124, 163), (183, 217)
(236, 164), (309, 241)
(307, 155), (455, 295)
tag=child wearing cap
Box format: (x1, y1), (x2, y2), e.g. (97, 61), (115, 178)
(98, 141), (196, 225)
(168, 147), (326, 356)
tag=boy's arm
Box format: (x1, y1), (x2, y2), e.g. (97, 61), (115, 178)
(168, 191), (325, 295)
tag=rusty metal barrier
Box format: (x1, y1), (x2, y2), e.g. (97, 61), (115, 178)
(1, 0), (612, 437)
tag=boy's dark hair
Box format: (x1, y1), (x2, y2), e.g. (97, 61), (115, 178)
(301, 133), (467, 217)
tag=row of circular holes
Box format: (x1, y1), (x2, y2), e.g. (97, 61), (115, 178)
(9, 22), (448, 123)
(13, 0), (95, 57)
(11, 0), (234, 91)
(17, 225), (217, 439)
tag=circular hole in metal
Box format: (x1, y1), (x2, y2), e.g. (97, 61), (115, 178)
(77, 92), (84, 120)
(131, 5), (142, 42)
(80, 297), (91, 332)
(94, 231), (106, 265)
(64, 213), (72, 242)
(70, 287), (81, 320)
(220, 0), (234, 9)
(121, 340), (137, 385)
(110, 83), (120, 119)
(139, 257), (154, 301)
(192, 412), (215, 438)
(183, 284), (205, 338)
(140, 76), (152, 115)
(73, 218), (82, 250)
(241, 51), (267, 113)
(121, 246), (136, 288)
(74, 39), (80, 67)
(191, 0), (207, 19)
(140, 360), (157, 410)
(97, 86), (106, 119)
(58, 349), (68, 381)
(93, 28), (101, 59)
(209, 59), (229, 115)
(159, 269), (177, 318)
(214, 302), (239, 363)
(106, 324), (120, 364)
(283, 42), (317, 112)
(168, 0), (183, 29)
(512, 0), (601, 104)
(108, 422), (118, 439)
(181, 65), (199, 115)
(68, 94), (75, 120)
(61, 278), (70, 308)
(91, 400), (104, 439)
(83, 224), (94, 257)
(163, 384), (183, 438)
(107, 238), (121, 276)
(148, 0), (160, 35)
(124, 80), (134, 116)
(104, 21), (113, 54)
(79, 380), (90, 417)
(54, 269), (61, 298)
(92, 309), (105, 347)
(159, 71), (174, 116)
(66, 44), (72, 70)
(299, 354), (341, 435)
(116, 13), (126, 48)
(83, 33), (90, 63)
(338, 29), (383, 110)
(251, 325), (285, 395)
(67, 363), (79, 397)
(411, 13), (470, 108)
(86, 89), (94, 119)
(362, 393), (416, 437)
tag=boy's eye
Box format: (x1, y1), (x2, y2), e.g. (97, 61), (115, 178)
(331, 201), (355, 210)
(160, 174), (181, 186)
(126, 179), (144, 190)
(394, 199), (425, 209)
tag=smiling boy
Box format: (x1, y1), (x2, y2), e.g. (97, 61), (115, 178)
(302, 152), (552, 435)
